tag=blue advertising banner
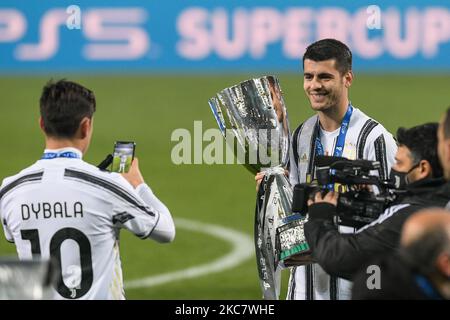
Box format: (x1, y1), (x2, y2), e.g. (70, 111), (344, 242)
(0, 0), (449, 73)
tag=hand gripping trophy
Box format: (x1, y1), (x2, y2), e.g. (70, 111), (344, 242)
(208, 76), (312, 300)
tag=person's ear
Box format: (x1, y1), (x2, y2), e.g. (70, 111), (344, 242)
(435, 252), (450, 277)
(344, 71), (353, 88)
(79, 117), (92, 139)
(39, 117), (45, 132)
(445, 140), (450, 163)
(419, 160), (432, 179)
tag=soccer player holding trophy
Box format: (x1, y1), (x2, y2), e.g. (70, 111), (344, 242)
(210, 39), (397, 300)
(283, 39), (397, 300)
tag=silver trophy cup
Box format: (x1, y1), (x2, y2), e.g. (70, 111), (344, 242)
(0, 258), (55, 299)
(208, 76), (312, 300)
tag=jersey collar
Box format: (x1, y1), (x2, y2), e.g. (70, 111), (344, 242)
(43, 147), (83, 159)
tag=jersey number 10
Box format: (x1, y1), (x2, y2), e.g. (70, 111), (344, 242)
(20, 227), (93, 299)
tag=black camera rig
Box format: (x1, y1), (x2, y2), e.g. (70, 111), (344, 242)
(292, 155), (399, 228)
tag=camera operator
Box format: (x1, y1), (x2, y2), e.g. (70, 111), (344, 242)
(303, 123), (447, 281)
(351, 208), (450, 299)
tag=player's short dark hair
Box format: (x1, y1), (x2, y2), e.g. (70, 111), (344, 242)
(396, 123), (443, 178)
(40, 80), (96, 139)
(443, 107), (450, 139)
(303, 38), (352, 75)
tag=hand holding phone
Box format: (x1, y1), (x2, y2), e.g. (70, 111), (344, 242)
(111, 141), (136, 173)
(121, 157), (145, 188)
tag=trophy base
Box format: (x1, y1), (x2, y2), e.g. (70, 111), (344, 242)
(280, 242), (310, 260)
(276, 214), (313, 265)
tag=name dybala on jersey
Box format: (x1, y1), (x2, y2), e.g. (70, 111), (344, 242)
(0, 148), (175, 300)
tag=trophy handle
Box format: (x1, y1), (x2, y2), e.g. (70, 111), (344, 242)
(208, 98), (226, 135)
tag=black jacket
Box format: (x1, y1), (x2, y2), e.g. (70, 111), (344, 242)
(351, 252), (446, 300)
(304, 178), (448, 280)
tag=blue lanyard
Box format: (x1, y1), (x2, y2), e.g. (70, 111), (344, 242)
(315, 104), (353, 189)
(41, 152), (80, 160)
(415, 275), (443, 300)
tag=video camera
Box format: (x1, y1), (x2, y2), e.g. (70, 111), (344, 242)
(292, 155), (399, 228)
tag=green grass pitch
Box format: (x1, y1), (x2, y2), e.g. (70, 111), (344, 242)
(0, 74), (448, 299)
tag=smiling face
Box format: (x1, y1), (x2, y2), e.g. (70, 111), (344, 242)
(303, 58), (352, 112)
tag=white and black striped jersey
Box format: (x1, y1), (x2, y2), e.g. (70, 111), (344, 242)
(0, 148), (175, 300)
(287, 107), (397, 300)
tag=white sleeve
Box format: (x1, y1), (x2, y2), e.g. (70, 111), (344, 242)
(135, 183), (175, 243)
(1, 221), (13, 243)
(111, 182), (175, 243)
(0, 180), (14, 243)
(365, 127), (398, 180)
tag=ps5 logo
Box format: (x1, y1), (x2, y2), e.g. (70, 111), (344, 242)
(0, 7), (150, 60)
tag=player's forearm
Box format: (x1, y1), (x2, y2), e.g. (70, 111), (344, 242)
(136, 183), (175, 243)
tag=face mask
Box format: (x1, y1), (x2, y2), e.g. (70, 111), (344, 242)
(389, 163), (420, 189)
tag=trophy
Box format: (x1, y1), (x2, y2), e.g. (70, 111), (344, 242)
(0, 258), (55, 299)
(208, 76), (312, 300)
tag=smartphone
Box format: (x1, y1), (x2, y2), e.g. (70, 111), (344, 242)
(111, 141), (136, 173)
